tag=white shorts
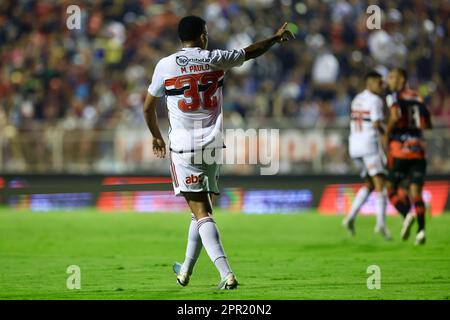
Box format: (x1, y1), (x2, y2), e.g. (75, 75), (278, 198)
(352, 153), (386, 178)
(169, 150), (221, 196)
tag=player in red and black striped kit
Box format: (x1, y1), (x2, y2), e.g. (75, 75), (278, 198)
(385, 68), (432, 245)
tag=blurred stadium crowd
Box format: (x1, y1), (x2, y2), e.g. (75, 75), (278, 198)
(0, 0), (449, 173)
(1, 0), (450, 128)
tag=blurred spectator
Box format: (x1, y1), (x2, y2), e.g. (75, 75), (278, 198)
(0, 0), (449, 173)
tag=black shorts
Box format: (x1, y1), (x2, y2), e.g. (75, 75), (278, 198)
(387, 158), (427, 186)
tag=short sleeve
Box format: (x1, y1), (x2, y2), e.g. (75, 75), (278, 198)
(148, 61), (165, 97)
(386, 92), (398, 108)
(208, 49), (246, 70)
(370, 96), (384, 122)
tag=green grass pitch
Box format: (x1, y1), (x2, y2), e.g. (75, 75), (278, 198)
(0, 209), (449, 300)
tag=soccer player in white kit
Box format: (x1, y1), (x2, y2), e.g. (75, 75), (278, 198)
(343, 71), (391, 240)
(143, 16), (294, 289)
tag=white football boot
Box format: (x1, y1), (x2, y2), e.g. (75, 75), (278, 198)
(401, 213), (415, 240)
(342, 218), (355, 236)
(217, 273), (238, 290)
(172, 262), (190, 286)
(415, 230), (426, 246)
(374, 225), (392, 240)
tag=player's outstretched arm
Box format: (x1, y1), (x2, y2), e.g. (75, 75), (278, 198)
(244, 22), (295, 61)
(143, 93), (166, 158)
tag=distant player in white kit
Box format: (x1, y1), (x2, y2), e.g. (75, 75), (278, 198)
(143, 16), (294, 289)
(343, 71), (391, 240)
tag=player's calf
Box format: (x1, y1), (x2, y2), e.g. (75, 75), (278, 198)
(388, 189), (411, 218)
(413, 195), (426, 233)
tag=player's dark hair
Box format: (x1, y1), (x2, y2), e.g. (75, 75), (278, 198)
(365, 70), (382, 81)
(391, 67), (408, 80)
(178, 16), (206, 42)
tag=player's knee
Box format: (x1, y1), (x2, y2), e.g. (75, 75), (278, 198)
(385, 181), (395, 194)
(372, 177), (384, 192)
(365, 179), (374, 192)
(192, 209), (210, 220)
(193, 204), (213, 218)
(409, 183), (423, 198)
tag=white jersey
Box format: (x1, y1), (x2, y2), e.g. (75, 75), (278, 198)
(349, 89), (384, 158)
(148, 47), (246, 153)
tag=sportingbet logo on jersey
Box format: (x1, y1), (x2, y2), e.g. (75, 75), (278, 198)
(176, 56), (212, 73)
(175, 55), (211, 67)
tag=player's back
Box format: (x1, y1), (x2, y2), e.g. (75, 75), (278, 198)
(148, 47), (245, 153)
(349, 89), (384, 158)
(388, 89), (425, 133)
(387, 89), (428, 159)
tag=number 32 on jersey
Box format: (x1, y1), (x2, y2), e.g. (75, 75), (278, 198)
(164, 70), (224, 112)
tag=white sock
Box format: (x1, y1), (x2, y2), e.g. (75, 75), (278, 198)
(347, 186), (370, 221)
(374, 191), (387, 228)
(197, 215), (232, 278)
(180, 214), (203, 275)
